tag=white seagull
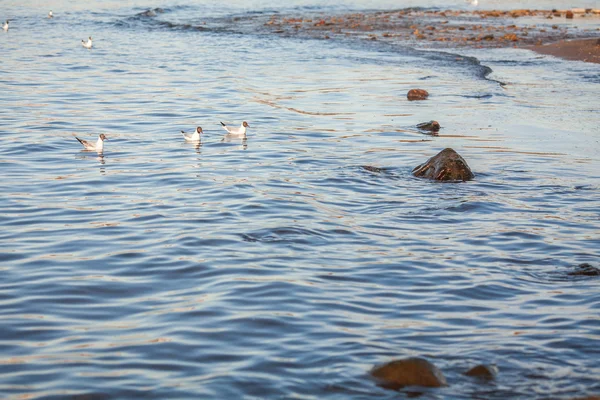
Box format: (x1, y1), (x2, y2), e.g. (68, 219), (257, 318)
(3, 20), (8, 32)
(76, 134), (107, 152)
(220, 121), (249, 137)
(81, 36), (92, 49)
(48, 10), (53, 18)
(181, 126), (203, 142)
(466, 0), (478, 6)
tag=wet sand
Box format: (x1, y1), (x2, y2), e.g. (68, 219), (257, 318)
(530, 38), (600, 63)
(264, 8), (600, 63)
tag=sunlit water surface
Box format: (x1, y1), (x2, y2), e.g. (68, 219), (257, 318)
(1, 1), (599, 399)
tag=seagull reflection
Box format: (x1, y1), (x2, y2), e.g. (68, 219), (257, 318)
(221, 134), (248, 150)
(76, 152), (106, 165)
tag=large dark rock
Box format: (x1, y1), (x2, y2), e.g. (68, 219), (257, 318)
(371, 357), (447, 389)
(413, 148), (474, 182)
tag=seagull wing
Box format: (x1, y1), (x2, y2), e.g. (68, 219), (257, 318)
(76, 137), (95, 150)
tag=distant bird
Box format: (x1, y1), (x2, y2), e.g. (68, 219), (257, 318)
(48, 10), (53, 18)
(466, 0), (478, 6)
(181, 126), (203, 142)
(76, 134), (107, 152)
(2, 20), (8, 32)
(81, 36), (92, 49)
(220, 121), (249, 137)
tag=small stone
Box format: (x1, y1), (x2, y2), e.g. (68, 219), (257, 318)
(413, 148), (474, 182)
(566, 10), (574, 19)
(371, 357), (447, 389)
(568, 263), (600, 276)
(416, 120), (441, 133)
(570, 397), (600, 400)
(407, 89), (429, 101)
(465, 364), (498, 379)
(361, 165), (384, 173)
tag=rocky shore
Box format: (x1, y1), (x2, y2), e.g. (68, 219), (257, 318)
(264, 8), (600, 63)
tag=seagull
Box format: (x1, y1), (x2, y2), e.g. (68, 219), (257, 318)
(181, 126), (203, 142)
(2, 20), (8, 32)
(220, 121), (249, 137)
(81, 36), (92, 49)
(75, 134), (107, 152)
(466, 0), (478, 6)
(48, 10), (53, 18)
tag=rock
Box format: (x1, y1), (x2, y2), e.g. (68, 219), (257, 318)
(465, 364), (498, 379)
(371, 357), (447, 389)
(413, 148), (474, 182)
(138, 9), (157, 17)
(407, 89), (429, 101)
(361, 165), (384, 173)
(137, 8), (164, 17)
(416, 120), (441, 133)
(568, 263), (600, 276)
(570, 397), (600, 400)
(566, 10), (574, 19)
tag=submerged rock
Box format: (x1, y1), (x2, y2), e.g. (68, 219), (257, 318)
(361, 165), (385, 173)
(137, 8), (165, 17)
(416, 120), (441, 133)
(371, 357), (447, 389)
(407, 89), (429, 101)
(413, 148), (474, 182)
(138, 9), (157, 17)
(465, 364), (498, 379)
(568, 263), (600, 276)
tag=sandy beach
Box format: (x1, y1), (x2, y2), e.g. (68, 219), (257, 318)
(531, 38), (600, 63)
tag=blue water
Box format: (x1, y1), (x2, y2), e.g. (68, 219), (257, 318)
(1, 1), (599, 399)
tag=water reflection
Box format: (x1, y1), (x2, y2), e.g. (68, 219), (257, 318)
(221, 135), (248, 150)
(2, 1), (600, 399)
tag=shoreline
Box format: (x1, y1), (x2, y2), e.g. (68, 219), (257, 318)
(263, 8), (600, 63)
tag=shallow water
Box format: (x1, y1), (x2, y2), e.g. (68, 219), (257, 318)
(1, 1), (599, 399)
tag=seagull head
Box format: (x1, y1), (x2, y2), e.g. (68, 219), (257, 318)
(99, 134), (107, 141)
(242, 121), (249, 128)
(89, 36), (92, 41)
(196, 127), (203, 134)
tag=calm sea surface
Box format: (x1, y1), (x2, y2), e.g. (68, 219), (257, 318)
(1, 0), (599, 398)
